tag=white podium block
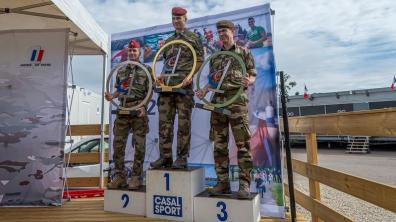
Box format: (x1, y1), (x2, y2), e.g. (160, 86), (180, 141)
(194, 190), (261, 222)
(104, 187), (146, 216)
(146, 167), (205, 222)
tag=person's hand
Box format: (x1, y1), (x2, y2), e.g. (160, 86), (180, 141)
(246, 41), (253, 48)
(137, 107), (146, 117)
(181, 78), (192, 87)
(156, 73), (165, 86)
(195, 88), (208, 99)
(104, 92), (113, 101)
(242, 75), (254, 88)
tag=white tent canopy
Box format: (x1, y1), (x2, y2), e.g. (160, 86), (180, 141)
(0, 0), (108, 55)
(0, 0), (108, 188)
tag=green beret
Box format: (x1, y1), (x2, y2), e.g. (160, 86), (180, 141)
(216, 20), (234, 30)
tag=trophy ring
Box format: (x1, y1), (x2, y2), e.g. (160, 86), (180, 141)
(152, 39), (197, 94)
(106, 60), (153, 115)
(195, 51), (246, 116)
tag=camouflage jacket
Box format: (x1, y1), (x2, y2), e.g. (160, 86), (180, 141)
(210, 43), (256, 105)
(114, 62), (153, 105)
(162, 29), (204, 88)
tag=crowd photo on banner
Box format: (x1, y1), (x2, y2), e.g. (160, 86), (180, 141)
(109, 3), (283, 217)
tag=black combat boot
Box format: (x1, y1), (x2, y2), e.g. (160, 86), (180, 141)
(237, 181), (251, 199)
(208, 182), (231, 196)
(172, 157), (187, 169)
(150, 157), (173, 169)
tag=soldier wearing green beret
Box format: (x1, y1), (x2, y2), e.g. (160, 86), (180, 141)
(196, 20), (256, 198)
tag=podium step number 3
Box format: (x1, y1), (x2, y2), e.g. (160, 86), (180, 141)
(194, 190), (261, 222)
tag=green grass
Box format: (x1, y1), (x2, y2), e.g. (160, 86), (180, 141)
(270, 183), (284, 206)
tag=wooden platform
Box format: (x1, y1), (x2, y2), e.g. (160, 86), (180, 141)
(0, 197), (308, 222)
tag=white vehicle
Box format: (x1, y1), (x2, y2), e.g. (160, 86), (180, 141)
(64, 136), (109, 178)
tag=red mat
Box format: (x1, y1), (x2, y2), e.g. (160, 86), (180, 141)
(63, 189), (104, 199)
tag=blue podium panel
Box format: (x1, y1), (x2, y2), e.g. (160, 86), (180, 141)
(194, 190), (261, 222)
(104, 187), (146, 216)
(146, 167), (205, 222)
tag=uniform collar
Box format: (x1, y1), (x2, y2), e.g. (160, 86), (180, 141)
(175, 29), (187, 38)
(221, 43), (237, 52)
(126, 60), (141, 69)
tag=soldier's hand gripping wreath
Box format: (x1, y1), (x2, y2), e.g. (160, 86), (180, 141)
(150, 6), (204, 169)
(195, 20), (256, 199)
(106, 39), (153, 190)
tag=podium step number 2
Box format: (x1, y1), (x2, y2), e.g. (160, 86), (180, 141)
(104, 189), (146, 216)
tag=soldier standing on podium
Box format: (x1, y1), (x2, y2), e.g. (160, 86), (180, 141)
(106, 39), (152, 190)
(150, 7), (204, 169)
(195, 20), (256, 198)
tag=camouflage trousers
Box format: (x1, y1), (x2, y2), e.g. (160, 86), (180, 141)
(157, 92), (193, 159)
(113, 114), (148, 177)
(211, 105), (253, 187)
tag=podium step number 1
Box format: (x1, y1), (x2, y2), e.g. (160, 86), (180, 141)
(146, 167), (205, 222)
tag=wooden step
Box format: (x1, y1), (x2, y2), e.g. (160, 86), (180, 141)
(0, 197), (309, 222)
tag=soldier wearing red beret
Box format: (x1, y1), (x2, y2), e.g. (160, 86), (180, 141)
(106, 39), (153, 190)
(151, 7), (204, 169)
(171, 7), (187, 16)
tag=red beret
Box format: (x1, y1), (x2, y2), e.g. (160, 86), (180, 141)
(172, 7), (187, 16)
(128, 39), (140, 49)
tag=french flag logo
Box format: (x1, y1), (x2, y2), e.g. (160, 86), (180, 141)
(30, 47), (44, 62)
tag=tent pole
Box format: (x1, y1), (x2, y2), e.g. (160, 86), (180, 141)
(11, 2), (54, 12)
(279, 71), (297, 222)
(99, 54), (107, 189)
(13, 11), (68, 20)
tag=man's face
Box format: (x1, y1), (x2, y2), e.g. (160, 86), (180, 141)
(248, 18), (255, 28)
(172, 15), (187, 30)
(157, 40), (165, 49)
(128, 48), (140, 61)
(217, 28), (234, 45)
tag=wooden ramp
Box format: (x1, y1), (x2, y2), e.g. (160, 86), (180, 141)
(1, 197), (308, 222)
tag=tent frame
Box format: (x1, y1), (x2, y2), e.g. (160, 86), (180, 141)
(1, 0), (108, 189)
(0, 2), (68, 20)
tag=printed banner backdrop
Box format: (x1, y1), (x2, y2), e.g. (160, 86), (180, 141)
(0, 29), (68, 206)
(110, 4), (283, 217)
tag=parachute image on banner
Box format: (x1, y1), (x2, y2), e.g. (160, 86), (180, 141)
(110, 4), (283, 217)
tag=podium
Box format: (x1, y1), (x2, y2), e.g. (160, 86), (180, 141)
(146, 167), (205, 222)
(104, 187), (146, 215)
(103, 166), (261, 222)
(193, 190), (261, 222)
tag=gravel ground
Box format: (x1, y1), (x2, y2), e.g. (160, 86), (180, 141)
(284, 148), (396, 222)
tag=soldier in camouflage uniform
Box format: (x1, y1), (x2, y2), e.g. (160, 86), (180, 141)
(105, 39), (152, 190)
(196, 20), (256, 198)
(150, 7), (204, 169)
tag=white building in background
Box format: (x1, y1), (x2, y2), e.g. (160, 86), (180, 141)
(65, 85), (109, 146)
(284, 87), (396, 144)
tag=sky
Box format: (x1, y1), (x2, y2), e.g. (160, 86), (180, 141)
(73, 0), (396, 95)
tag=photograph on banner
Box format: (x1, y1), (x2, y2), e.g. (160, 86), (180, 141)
(110, 3), (283, 217)
(111, 37), (145, 63)
(0, 29), (68, 206)
(142, 32), (173, 63)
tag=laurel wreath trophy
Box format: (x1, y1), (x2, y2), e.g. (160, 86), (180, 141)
(106, 60), (153, 116)
(195, 51), (246, 116)
(152, 39), (197, 95)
